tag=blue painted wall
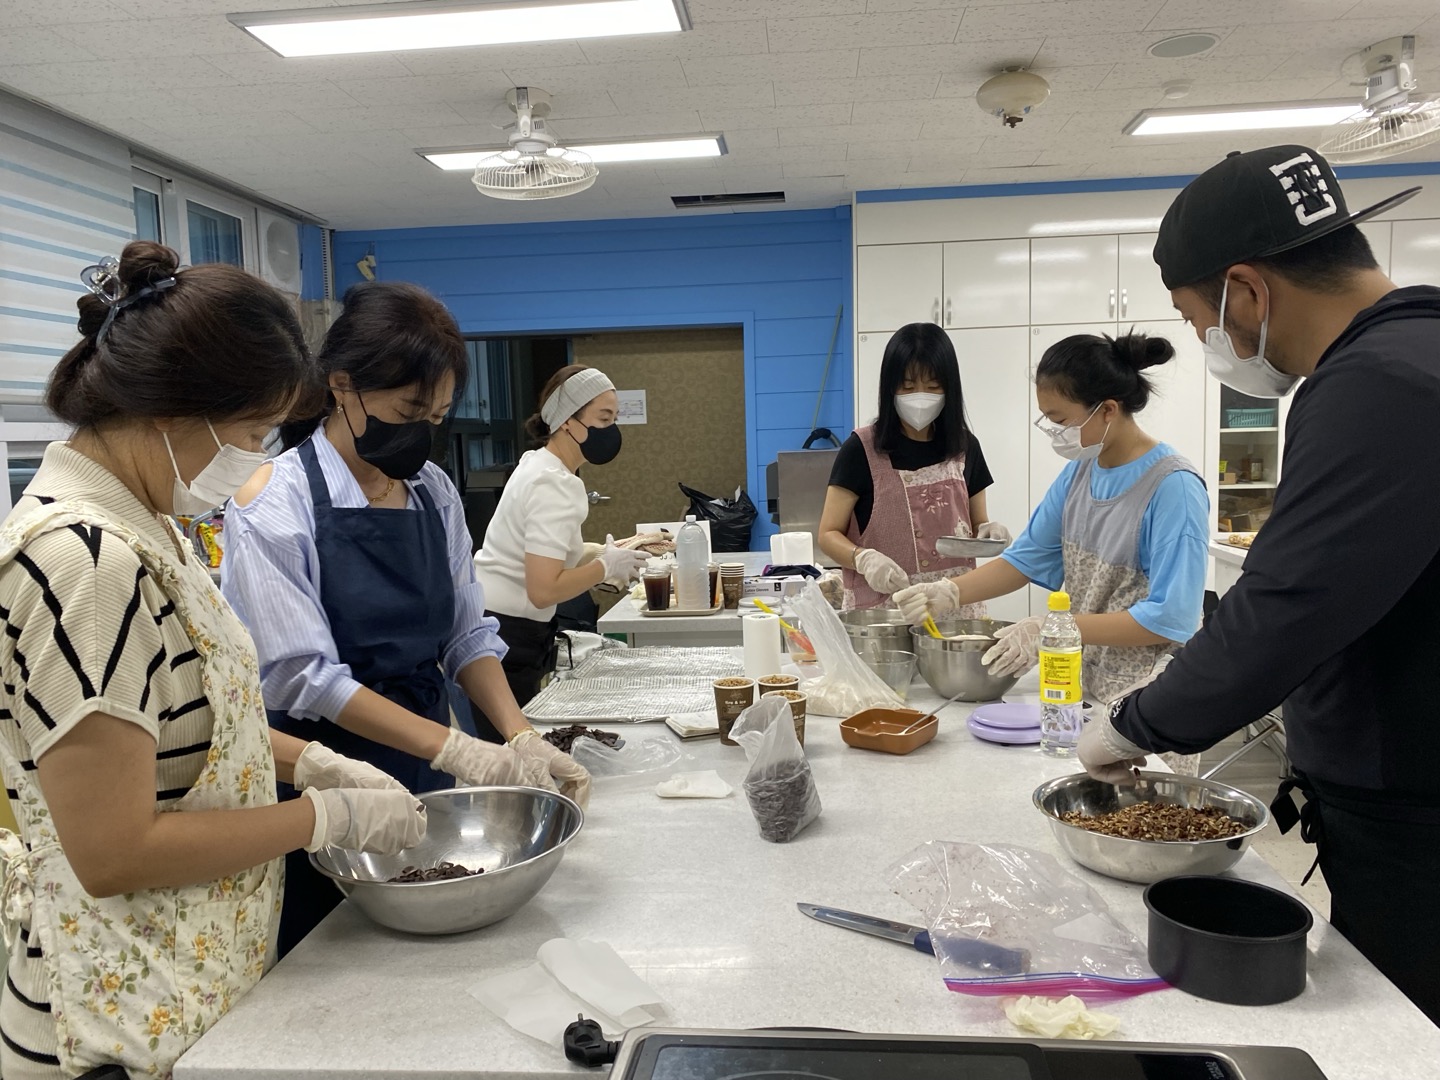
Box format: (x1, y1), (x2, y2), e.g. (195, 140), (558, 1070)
(332, 206), (854, 545)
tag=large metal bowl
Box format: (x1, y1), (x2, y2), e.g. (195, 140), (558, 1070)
(1033, 772), (1270, 884)
(840, 607), (914, 660)
(908, 617), (1018, 702)
(310, 786), (583, 935)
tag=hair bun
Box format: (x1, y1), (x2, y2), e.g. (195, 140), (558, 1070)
(117, 240), (181, 293)
(1111, 331), (1175, 372)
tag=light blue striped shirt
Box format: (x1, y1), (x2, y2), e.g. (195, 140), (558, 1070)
(221, 425), (506, 724)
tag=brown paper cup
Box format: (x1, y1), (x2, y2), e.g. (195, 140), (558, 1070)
(762, 689), (808, 746)
(712, 677), (756, 746)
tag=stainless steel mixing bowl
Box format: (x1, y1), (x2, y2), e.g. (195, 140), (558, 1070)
(908, 617), (1018, 702)
(1033, 772), (1270, 884)
(840, 607), (915, 660)
(310, 786), (583, 935)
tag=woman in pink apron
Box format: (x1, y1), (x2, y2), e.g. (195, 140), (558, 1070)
(818, 323), (1011, 611)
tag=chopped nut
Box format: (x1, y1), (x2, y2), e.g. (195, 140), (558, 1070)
(1061, 803), (1247, 841)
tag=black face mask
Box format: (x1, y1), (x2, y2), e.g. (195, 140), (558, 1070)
(345, 393), (435, 480)
(569, 421), (622, 466)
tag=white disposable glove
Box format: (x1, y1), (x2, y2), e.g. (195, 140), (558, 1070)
(598, 534), (649, 584)
(510, 728), (591, 810)
(893, 578), (961, 626)
(956, 520), (1013, 545)
(1077, 711), (1148, 786)
(302, 787), (427, 853)
(854, 547), (910, 595)
(293, 742), (407, 792)
(982, 614), (1043, 677)
(575, 541), (606, 567)
(431, 728), (527, 787)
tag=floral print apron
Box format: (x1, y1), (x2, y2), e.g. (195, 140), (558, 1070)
(0, 500), (282, 1078)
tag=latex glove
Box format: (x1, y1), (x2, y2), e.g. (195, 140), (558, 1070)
(575, 541), (606, 567)
(893, 578), (961, 626)
(982, 615), (1043, 677)
(510, 728), (592, 810)
(975, 521), (1013, 544)
(854, 547), (910, 595)
(599, 534), (649, 584)
(302, 788), (426, 853)
(1077, 711), (1148, 785)
(431, 728), (527, 787)
(293, 742), (407, 792)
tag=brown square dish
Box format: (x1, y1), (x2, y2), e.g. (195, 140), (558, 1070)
(839, 708), (938, 755)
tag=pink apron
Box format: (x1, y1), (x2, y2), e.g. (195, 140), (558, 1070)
(842, 426), (987, 617)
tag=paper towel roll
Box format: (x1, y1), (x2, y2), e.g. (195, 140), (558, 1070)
(742, 612), (783, 680)
(769, 531), (815, 566)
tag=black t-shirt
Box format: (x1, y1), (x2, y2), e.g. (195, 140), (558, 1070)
(829, 429), (994, 533)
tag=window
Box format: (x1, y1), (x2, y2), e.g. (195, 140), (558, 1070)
(186, 200), (244, 267)
(133, 187), (161, 242)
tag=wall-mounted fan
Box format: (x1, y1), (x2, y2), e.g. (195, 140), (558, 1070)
(472, 87), (598, 201)
(1319, 36), (1440, 163)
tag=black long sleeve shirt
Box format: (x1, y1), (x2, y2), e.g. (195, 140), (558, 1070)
(1114, 287), (1440, 802)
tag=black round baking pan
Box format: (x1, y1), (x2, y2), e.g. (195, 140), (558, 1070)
(1144, 875), (1312, 1005)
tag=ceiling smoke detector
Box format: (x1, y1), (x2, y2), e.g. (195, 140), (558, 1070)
(1149, 33), (1220, 59)
(976, 69), (1051, 128)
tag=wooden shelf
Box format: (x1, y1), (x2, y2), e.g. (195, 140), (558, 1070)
(1220, 426), (1278, 434)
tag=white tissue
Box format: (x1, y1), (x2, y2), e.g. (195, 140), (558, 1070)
(656, 771), (732, 799)
(1003, 995), (1120, 1040)
(769, 531), (814, 566)
(469, 939), (667, 1046)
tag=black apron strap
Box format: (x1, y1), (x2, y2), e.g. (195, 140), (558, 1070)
(297, 437), (332, 511)
(1271, 776), (1323, 886)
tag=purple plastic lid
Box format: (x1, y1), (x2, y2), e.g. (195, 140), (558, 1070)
(969, 703), (1043, 730)
(967, 714), (1041, 745)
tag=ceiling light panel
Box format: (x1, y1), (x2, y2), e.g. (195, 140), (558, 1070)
(1126, 101), (1360, 136)
(420, 135), (724, 169)
(230, 0), (689, 58)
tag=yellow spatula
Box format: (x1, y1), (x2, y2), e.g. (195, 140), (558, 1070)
(922, 614), (944, 640)
(752, 597), (795, 632)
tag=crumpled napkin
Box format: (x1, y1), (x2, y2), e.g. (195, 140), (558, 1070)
(469, 939), (667, 1045)
(1003, 995), (1120, 1040)
(655, 770), (732, 799)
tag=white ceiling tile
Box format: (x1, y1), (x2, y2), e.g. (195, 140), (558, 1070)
(289, 104), (471, 134)
(1147, 0), (1355, 29)
(106, 0), (348, 15)
(333, 73), (497, 106)
(1029, 28), (1232, 67)
(779, 119), (925, 145)
(44, 90), (203, 122)
(2, 56), (234, 95)
(448, 91), (621, 125)
(203, 51), (416, 84)
(1170, 77), (1343, 108)
(849, 96), (990, 125)
(0, 26), (100, 66)
(1096, 54), (1285, 90)
(394, 42), (592, 75)
(699, 102), (855, 129)
(843, 139), (930, 160)
(1347, 0), (1440, 15)
(962, 0), (1167, 37)
(682, 49), (859, 85)
(689, 0), (867, 21)
(781, 158), (850, 177)
(0, 0), (132, 27)
(502, 59), (690, 92)
(608, 82), (776, 112)
(48, 16), (252, 59)
(1207, 17), (1429, 58)
(141, 111), (318, 138)
(716, 164), (785, 185)
(719, 127), (781, 149)
(182, 80), (364, 113)
(561, 111), (707, 138)
(865, 0), (968, 10)
(932, 63), (1115, 100)
(773, 73), (941, 105)
(713, 145), (788, 164)
(577, 21), (769, 63)
(855, 39), (1046, 79)
(765, 11), (962, 52)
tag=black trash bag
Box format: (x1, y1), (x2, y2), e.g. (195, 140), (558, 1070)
(679, 482), (757, 553)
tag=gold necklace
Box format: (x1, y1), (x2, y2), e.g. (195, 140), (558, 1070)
(368, 478), (396, 504)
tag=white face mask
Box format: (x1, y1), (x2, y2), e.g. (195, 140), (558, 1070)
(164, 421), (268, 517)
(1036, 402), (1107, 462)
(1201, 277), (1299, 399)
(895, 392), (944, 430)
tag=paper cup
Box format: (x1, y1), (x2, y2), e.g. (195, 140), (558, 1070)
(712, 677), (756, 746)
(762, 689), (808, 745)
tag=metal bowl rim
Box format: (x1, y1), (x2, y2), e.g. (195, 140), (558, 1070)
(307, 785), (584, 888)
(1031, 771), (1271, 847)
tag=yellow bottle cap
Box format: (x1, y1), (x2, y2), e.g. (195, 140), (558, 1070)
(1047, 590), (1071, 612)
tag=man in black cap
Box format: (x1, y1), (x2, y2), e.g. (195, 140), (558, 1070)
(1078, 144), (1440, 1024)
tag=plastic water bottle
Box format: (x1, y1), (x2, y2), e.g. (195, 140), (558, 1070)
(675, 515), (710, 610)
(1039, 590), (1083, 757)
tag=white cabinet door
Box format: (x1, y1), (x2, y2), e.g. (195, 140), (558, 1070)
(943, 239), (1030, 328)
(857, 243), (943, 332)
(1390, 219), (1440, 288)
(1117, 232), (1174, 323)
(1359, 221), (1391, 275)
(855, 332), (889, 427)
(1129, 320), (1209, 484)
(1030, 235), (1119, 325)
(948, 327), (1032, 624)
(1026, 322), (1116, 615)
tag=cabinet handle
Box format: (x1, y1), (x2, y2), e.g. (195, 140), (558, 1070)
(1108, 288), (1117, 317)
(945, 297), (953, 324)
(932, 298), (940, 323)
(1121, 288), (1129, 318)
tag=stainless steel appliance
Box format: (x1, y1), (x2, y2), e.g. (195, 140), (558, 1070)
(609, 1028), (1329, 1080)
(767, 448), (839, 567)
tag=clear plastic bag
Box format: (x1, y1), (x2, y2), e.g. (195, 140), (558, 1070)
(886, 841), (1166, 1001)
(788, 582), (901, 717)
(569, 735), (686, 784)
(731, 695), (822, 843)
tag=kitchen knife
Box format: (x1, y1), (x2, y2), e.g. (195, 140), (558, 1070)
(797, 903), (1030, 976)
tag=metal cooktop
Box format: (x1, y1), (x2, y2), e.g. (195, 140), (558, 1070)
(610, 1028), (1328, 1080)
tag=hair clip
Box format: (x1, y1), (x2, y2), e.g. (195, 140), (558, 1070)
(80, 256), (123, 304)
(95, 276), (177, 344)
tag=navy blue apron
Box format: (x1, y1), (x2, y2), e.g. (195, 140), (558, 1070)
(271, 437), (456, 955)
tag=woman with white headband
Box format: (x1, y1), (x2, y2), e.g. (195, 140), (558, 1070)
(474, 365), (649, 726)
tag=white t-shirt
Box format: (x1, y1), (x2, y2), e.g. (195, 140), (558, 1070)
(475, 447), (587, 622)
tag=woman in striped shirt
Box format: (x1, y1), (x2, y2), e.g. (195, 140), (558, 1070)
(0, 242), (426, 1080)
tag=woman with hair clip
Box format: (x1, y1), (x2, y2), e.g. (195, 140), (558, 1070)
(818, 322), (1009, 611)
(473, 365), (650, 723)
(895, 331), (1211, 721)
(0, 242), (425, 1080)
(222, 281), (589, 957)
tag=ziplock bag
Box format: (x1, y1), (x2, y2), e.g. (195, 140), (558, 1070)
(788, 582), (901, 717)
(731, 695), (821, 843)
(570, 735), (686, 785)
(887, 841), (1166, 1001)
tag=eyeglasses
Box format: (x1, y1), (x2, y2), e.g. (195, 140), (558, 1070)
(1033, 402), (1102, 440)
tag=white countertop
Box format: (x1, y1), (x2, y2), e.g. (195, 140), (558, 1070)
(176, 670), (1440, 1080)
(598, 552), (791, 642)
(1209, 540), (1250, 569)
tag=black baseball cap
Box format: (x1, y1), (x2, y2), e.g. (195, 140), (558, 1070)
(1153, 144), (1420, 289)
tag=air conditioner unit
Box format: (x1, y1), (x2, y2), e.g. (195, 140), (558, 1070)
(257, 210), (303, 297)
